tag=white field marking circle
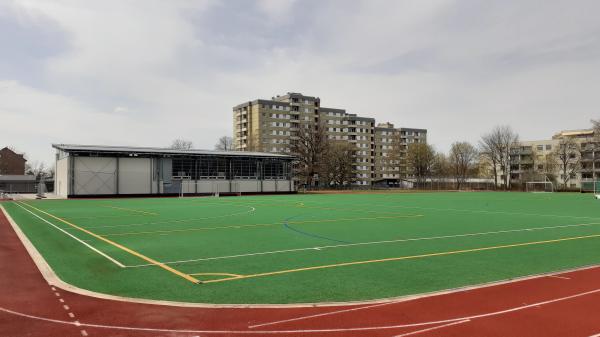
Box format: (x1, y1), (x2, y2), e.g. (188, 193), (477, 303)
(74, 206), (256, 230)
(128, 222), (600, 267)
(0, 288), (597, 334)
(13, 203), (126, 268)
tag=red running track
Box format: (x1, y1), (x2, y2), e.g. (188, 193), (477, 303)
(0, 205), (599, 337)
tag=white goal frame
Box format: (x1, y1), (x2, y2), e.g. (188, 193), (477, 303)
(580, 180), (600, 192)
(172, 175), (191, 197)
(526, 181), (554, 193)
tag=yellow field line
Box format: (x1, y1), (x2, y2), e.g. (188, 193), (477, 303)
(101, 214), (423, 237)
(101, 205), (159, 216)
(17, 202), (199, 284)
(189, 272), (244, 278)
(202, 233), (600, 284)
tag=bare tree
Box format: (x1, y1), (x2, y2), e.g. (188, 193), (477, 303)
(406, 143), (435, 187)
(479, 126), (519, 190)
(479, 135), (500, 188)
(592, 119), (600, 137)
(290, 122), (329, 187)
(553, 138), (581, 190)
(169, 139), (193, 150)
(26, 161), (53, 179)
(449, 141), (478, 190)
(320, 141), (355, 188)
(430, 152), (450, 189)
(214, 136), (234, 151)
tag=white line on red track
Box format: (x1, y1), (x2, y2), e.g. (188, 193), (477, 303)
(393, 320), (470, 337)
(0, 288), (597, 334)
(548, 275), (571, 280)
(247, 288), (600, 330)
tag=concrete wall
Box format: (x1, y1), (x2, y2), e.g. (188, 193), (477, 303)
(73, 157), (117, 195)
(55, 156), (69, 197)
(118, 158), (151, 194)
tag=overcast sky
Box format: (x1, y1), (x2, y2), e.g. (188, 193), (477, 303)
(1, 0), (599, 165)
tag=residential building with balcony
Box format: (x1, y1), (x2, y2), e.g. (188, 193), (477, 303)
(233, 93), (427, 187)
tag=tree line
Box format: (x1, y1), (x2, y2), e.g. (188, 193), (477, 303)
(289, 119), (600, 190)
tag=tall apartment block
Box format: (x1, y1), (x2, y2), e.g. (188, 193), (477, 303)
(233, 92), (427, 186)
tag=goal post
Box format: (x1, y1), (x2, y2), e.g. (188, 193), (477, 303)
(526, 181), (554, 193)
(172, 175), (191, 197)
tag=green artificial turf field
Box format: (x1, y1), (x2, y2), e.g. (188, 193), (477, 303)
(2, 192), (600, 304)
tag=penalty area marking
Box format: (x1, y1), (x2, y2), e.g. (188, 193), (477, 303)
(0, 288), (598, 334)
(128, 222), (600, 268)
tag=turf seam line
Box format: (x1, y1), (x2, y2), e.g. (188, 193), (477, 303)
(202, 233), (600, 284)
(16, 202), (199, 284)
(127, 222), (600, 268)
(13, 202), (127, 268)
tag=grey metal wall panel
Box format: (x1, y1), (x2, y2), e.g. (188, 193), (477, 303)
(118, 158), (151, 194)
(73, 157), (117, 195)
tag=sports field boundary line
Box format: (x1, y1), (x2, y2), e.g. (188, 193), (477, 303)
(9, 203), (126, 268)
(14, 201), (199, 284)
(0, 287), (598, 334)
(202, 233), (600, 284)
(3, 206), (598, 309)
(2, 202), (599, 309)
(127, 222), (600, 267)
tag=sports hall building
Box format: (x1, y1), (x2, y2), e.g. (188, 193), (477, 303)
(53, 144), (294, 198)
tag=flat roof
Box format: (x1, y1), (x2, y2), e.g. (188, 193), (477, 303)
(52, 144), (293, 159)
(0, 175), (36, 182)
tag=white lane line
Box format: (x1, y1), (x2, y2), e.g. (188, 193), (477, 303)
(0, 288), (597, 334)
(54, 292), (60, 297)
(68, 313), (75, 318)
(128, 222), (600, 267)
(249, 301), (399, 328)
(63, 305), (70, 311)
(80, 329), (88, 336)
(248, 288), (600, 330)
(588, 334), (600, 337)
(548, 275), (571, 280)
(393, 320), (470, 337)
(14, 202), (126, 268)
(59, 299), (65, 303)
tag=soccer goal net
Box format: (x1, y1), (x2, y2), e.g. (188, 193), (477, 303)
(526, 181), (554, 193)
(172, 175), (191, 197)
(580, 180), (600, 194)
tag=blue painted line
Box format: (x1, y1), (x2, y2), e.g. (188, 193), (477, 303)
(282, 216), (353, 244)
